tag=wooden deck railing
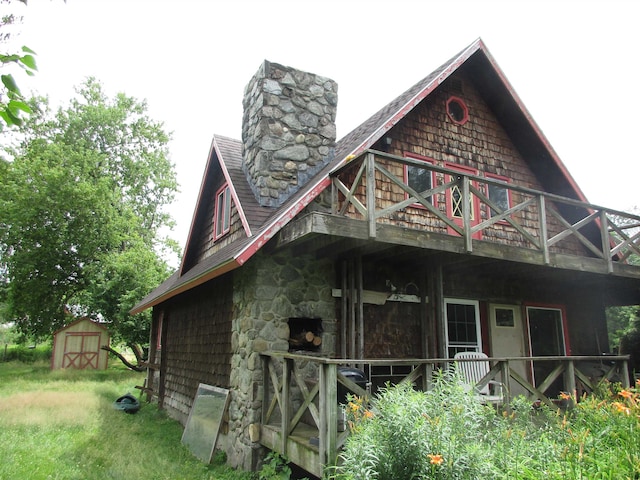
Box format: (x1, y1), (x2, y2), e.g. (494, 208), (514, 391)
(331, 150), (640, 277)
(259, 352), (630, 477)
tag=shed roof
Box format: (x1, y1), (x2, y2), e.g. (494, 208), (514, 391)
(131, 38), (586, 314)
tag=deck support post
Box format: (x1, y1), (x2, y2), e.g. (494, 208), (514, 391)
(281, 357), (292, 456)
(500, 360), (511, 409)
(564, 359), (577, 406)
(319, 363), (338, 472)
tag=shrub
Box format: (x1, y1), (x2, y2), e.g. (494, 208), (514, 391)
(1, 343), (52, 363)
(332, 372), (640, 480)
(334, 369), (496, 479)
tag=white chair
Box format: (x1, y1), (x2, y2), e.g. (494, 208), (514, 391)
(454, 351), (504, 404)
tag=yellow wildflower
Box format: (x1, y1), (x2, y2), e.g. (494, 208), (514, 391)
(428, 454), (444, 466)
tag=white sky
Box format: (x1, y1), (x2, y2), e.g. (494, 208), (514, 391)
(6, 0), (640, 252)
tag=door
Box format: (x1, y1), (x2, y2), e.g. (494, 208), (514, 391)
(526, 305), (568, 395)
(444, 163), (482, 239)
(62, 333), (100, 369)
(489, 304), (527, 395)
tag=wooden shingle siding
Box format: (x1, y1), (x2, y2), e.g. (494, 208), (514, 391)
(355, 72), (587, 257)
(162, 276), (233, 422)
(196, 201), (245, 263)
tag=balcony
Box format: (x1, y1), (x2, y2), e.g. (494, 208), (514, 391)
(280, 150), (640, 279)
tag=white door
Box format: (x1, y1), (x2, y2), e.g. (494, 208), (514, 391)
(489, 304), (528, 396)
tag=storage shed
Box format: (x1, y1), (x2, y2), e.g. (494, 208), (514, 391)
(51, 317), (110, 370)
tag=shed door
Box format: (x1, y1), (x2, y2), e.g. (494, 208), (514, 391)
(62, 333), (100, 369)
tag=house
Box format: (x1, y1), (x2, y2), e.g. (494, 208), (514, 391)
(51, 317), (110, 370)
(131, 39), (640, 476)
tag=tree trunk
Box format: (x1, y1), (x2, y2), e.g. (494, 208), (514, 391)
(101, 345), (145, 372)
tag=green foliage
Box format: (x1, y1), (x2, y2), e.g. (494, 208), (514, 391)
(0, 343), (51, 362)
(333, 372), (640, 480)
(258, 452), (295, 480)
(1, 1), (36, 130)
(606, 305), (639, 351)
(0, 361), (253, 480)
(0, 78), (177, 346)
(334, 370), (495, 480)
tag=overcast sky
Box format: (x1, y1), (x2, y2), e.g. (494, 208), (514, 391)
(7, 0), (640, 252)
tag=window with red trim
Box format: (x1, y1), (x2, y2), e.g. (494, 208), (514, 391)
(485, 173), (511, 219)
(214, 184), (231, 240)
(403, 153), (436, 207)
(446, 96), (469, 125)
(156, 311), (163, 351)
(444, 163), (482, 239)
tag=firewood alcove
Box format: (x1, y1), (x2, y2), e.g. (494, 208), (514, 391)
(288, 317), (323, 352)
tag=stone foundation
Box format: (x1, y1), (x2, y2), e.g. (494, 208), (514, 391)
(225, 249), (336, 470)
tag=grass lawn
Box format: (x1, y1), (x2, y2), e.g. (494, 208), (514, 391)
(0, 360), (253, 480)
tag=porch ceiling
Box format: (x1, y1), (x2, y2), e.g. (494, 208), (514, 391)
(276, 211), (640, 305)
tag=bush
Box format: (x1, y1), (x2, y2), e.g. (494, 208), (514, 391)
(334, 369), (495, 479)
(1, 343), (52, 363)
(332, 370), (640, 479)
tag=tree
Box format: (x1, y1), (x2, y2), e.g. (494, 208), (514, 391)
(1, 0), (36, 131)
(0, 78), (178, 362)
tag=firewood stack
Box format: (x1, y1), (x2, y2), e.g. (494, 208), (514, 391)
(289, 330), (322, 348)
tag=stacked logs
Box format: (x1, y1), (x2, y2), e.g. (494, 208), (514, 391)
(289, 330), (322, 348)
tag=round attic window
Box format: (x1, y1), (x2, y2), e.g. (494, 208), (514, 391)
(446, 96), (469, 125)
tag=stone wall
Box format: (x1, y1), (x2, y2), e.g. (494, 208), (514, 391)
(225, 248), (336, 470)
(242, 60), (338, 207)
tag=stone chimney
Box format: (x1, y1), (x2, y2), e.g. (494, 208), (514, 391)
(242, 61), (338, 207)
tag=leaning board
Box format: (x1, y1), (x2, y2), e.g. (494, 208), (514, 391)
(181, 383), (230, 463)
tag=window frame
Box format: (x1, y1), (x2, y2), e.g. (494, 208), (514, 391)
(444, 163), (482, 239)
(444, 298), (482, 358)
(403, 152), (436, 208)
(485, 173), (512, 222)
(214, 183), (231, 240)
(446, 96), (469, 126)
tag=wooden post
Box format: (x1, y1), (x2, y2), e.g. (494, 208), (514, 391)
(261, 355), (269, 425)
(341, 260), (347, 358)
(331, 177), (337, 215)
(462, 176), (472, 253)
(500, 360), (511, 410)
(319, 363), (338, 469)
(621, 359), (630, 388)
(419, 272), (429, 359)
(349, 259), (356, 361)
(356, 255), (364, 362)
(281, 357), (292, 455)
(365, 153), (377, 239)
(564, 359), (576, 405)
(599, 210), (614, 274)
(538, 195), (550, 265)
(434, 259), (446, 359)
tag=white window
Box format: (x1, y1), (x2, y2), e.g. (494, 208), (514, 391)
(444, 298), (482, 358)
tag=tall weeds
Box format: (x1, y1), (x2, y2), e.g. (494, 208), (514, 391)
(332, 370), (640, 480)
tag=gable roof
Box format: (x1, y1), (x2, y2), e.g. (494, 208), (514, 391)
(131, 38), (587, 314)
